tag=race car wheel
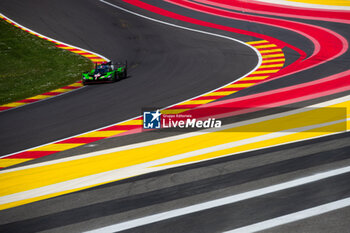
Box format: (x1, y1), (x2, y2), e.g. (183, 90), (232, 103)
(124, 69), (127, 79)
(114, 73), (119, 82)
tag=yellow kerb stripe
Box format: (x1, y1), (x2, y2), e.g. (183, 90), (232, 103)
(29, 95), (53, 100)
(241, 76), (268, 80)
(262, 54), (285, 58)
(47, 39), (58, 43)
(178, 99), (214, 105)
(1, 102), (26, 107)
(118, 119), (143, 125)
(51, 88), (72, 93)
(0, 159), (32, 168)
(161, 109), (189, 114)
(259, 49), (282, 54)
(60, 46), (77, 50)
(251, 69), (280, 74)
(29, 143), (84, 151)
(260, 63), (284, 69)
(203, 91), (237, 96)
(70, 51), (83, 54)
(74, 51), (88, 54)
(255, 44), (277, 49)
(246, 40), (268, 45)
(84, 54), (99, 58)
(226, 83), (255, 88)
(91, 59), (106, 62)
(69, 83), (83, 87)
(77, 131), (126, 138)
(262, 58), (285, 63)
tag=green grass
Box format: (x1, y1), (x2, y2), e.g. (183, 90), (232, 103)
(0, 19), (93, 105)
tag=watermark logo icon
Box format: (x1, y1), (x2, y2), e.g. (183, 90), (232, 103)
(143, 110), (161, 129)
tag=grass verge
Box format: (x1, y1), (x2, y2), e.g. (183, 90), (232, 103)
(0, 19), (93, 105)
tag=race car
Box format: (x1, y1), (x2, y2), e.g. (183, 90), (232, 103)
(82, 61), (127, 85)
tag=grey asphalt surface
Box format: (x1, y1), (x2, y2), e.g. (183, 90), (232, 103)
(0, 0), (258, 156)
(6, 89), (349, 170)
(0, 0), (349, 232)
(121, 173), (350, 233)
(138, 0), (350, 100)
(0, 132), (349, 232)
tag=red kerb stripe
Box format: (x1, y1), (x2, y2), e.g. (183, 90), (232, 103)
(6, 151), (59, 159)
(57, 137), (104, 144)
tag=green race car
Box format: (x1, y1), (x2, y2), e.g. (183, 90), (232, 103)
(82, 61), (127, 85)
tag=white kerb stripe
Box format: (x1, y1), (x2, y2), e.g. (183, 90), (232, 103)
(84, 165), (350, 233)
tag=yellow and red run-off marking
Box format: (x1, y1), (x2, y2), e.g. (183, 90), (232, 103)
(0, 40), (285, 169)
(0, 96), (348, 210)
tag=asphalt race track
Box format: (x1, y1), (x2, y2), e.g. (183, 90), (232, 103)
(0, 0), (257, 156)
(0, 0), (349, 232)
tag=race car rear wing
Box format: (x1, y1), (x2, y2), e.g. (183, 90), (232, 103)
(92, 60), (127, 70)
(114, 60), (127, 68)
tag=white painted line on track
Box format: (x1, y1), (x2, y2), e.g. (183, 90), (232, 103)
(1, 95), (348, 174)
(252, 0), (350, 10)
(224, 197), (350, 233)
(0, 1), (262, 159)
(85, 164), (350, 233)
(0, 117), (347, 206)
(99, 0), (262, 104)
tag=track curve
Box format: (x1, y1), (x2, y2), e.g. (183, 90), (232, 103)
(0, 0), (257, 156)
(0, 0), (349, 232)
